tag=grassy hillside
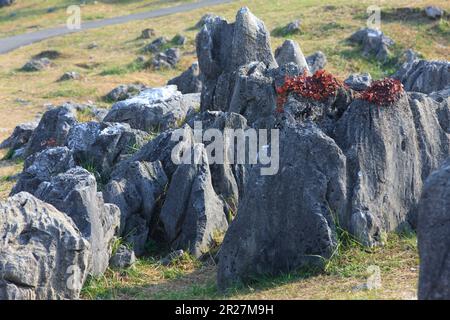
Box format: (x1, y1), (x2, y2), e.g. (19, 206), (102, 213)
(0, 0), (448, 299)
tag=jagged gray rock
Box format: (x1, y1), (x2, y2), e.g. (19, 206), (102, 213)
(105, 84), (147, 102)
(34, 167), (120, 275)
(24, 104), (77, 158)
(425, 6), (444, 19)
(0, 192), (90, 300)
(168, 62), (203, 94)
(344, 73), (372, 91)
(394, 59), (450, 94)
(348, 28), (394, 61)
(333, 93), (450, 244)
(20, 58), (53, 72)
(11, 147), (75, 196)
(143, 36), (168, 53)
(195, 13), (219, 29)
(418, 158), (450, 300)
(0, 122), (38, 151)
(196, 7), (277, 112)
(103, 160), (168, 256)
(66, 121), (149, 177)
(140, 28), (155, 39)
(306, 51), (327, 73)
(151, 47), (181, 69)
(274, 40), (309, 72)
(218, 123), (346, 290)
(58, 71), (80, 82)
(109, 245), (136, 269)
(160, 144), (228, 257)
(103, 86), (200, 132)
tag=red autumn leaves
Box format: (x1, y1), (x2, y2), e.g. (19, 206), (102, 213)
(276, 70), (404, 112)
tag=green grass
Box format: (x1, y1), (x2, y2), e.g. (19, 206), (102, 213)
(1, 148), (14, 161)
(100, 60), (146, 76)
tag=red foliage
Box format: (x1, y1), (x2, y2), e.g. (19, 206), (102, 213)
(275, 70), (344, 112)
(360, 78), (404, 106)
(40, 137), (57, 148)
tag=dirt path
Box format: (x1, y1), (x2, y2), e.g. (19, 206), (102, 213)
(0, 0), (232, 54)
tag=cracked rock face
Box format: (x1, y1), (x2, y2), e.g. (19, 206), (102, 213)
(274, 40), (309, 72)
(0, 192), (90, 300)
(418, 158), (450, 300)
(168, 62), (203, 94)
(218, 123), (345, 290)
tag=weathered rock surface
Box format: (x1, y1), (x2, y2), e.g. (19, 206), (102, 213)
(104, 86), (200, 132)
(196, 7), (277, 112)
(168, 62), (203, 94)
(281, 19), (301, 35)
(348, 28), (394, 61)
(109, 245), (136, 269)
(11, 147), (75, 196)
(195, 13), (219, 29)
(103, 160), (168, 256)
(105, 84), (147, 102)
(21, 58), (53, 72)
(140, 28), (155, 39)
(34, 167), (120, 275)
(143, 36), (168, 53)
(58, 71), (80, 82)
(66, 121), (149, 177)
(0, 0), (14, 8)
(0, 122), (38, 151)
(394, 59), (450, 94)
(151, 47), (181, 69)
(306, 51), (327, 73)
(24, 104), (77, 158)
(333, 93), (450, 244)
(418, 158), (450, 300)
(0, 192), (90, 300)
(344, 73), (372, 91)
(425, 6), (444, 19)
(274, 40), (309, 72)
(160, 144), (228, 257)
(218, 123), (346, 289)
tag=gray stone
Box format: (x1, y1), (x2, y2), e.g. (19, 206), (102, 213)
(58, 71), (80, 81)
(151, 47), (181, 69)
(66, 121), (150, 177)
(306, 51), (327, 73)
(140, 28), (155, 39)
(348, 28), (394, 61)
(105, 84), (147, 102)
(159, 250), (184, 266)
(11, 147), (75, 196)
(283, 19), (301, 35)
(274, 40), (309, 72)
(425, 6), (444, 19)
(160, 144), (228, 257)
(0, 122), (38, 151)
(24, 104), (77, 158)
(20, 58), (53, 72)
(195, 13), (219, 29)
(344, 73), (372, 91)
(0, 0), (14, 7)
(168, 62), (203, 94)
(104, 86), (200, 132)
(394, 59), (450, 94)
(0, 192), (90, 300)
(217, 123), (346, 290)
(103, 160), (168, 256)
(34, 167), (120, 276)
(196, 7), (277, 112)
(172, 34), (187, 46)
(109, 245), (136, 269)
(143, 36), (168, 53)
(418, 158), (450, 300)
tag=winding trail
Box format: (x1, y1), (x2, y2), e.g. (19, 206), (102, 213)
(0, 0), (232, 54)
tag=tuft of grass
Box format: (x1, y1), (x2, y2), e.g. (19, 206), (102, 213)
(1, 148), (15, 161)
(76, 108), (96, 123)
(100, 60), (146, 76)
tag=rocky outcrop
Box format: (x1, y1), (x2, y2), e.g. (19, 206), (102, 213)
(104, 86), (199, 132)
(274, 40), (309, 72)
(109, 245), (136, 269)
(20, 58), (53, 72)
(11, 147), (75, 196)
(0, 122), (38, 151)
(168, 62), (203, 94)
(66, 122), (150, 177)
(151, 48), (181, 69)
(0, 192), (90, 300)
(418, 158), (450, 300)
(105, 84), (147, 102)
(344, 73), (372, 91)
(35, 167), (120, 275)
(196, 7), (277, 112)
(348, 28), (394, 62)
(306, 51), (327, 73)
(218, 123), (346, 289)
(160, 144), (228, 258)
(394, 59), (450, 94)
(24, 105), (77, 158)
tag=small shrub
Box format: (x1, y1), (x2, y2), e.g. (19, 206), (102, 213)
(275, 70), (344, 112)
(360, 78), (404, 106)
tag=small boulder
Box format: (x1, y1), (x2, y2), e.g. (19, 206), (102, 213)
(159, 250), (184, 266)
(274, 40), (309, 72)
(151, 47), (181, 69)
(167, 62), (203, 94)
(105, 84), (147, 102)
(143, 36), (168, 53)
(140, 28), (155, 39)
(58, 71), (80, 82)
(348, 28), (394, 61)
(109, 245), (136, 269)
(0, 0), (14, 7)
(172, 34), (187, 46)
(282, 19), (301, 35)
(425, 6), (444, 19)
(20, 58), (53, 72)
(0, 122), (38, 151)
(344, 73), (372, 91)
(306, 51), (327, 73)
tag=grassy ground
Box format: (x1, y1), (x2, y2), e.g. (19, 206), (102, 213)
(0, 0), (195, 37)
(82, 233), (419, 300)
(0, 0), (448, 299)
